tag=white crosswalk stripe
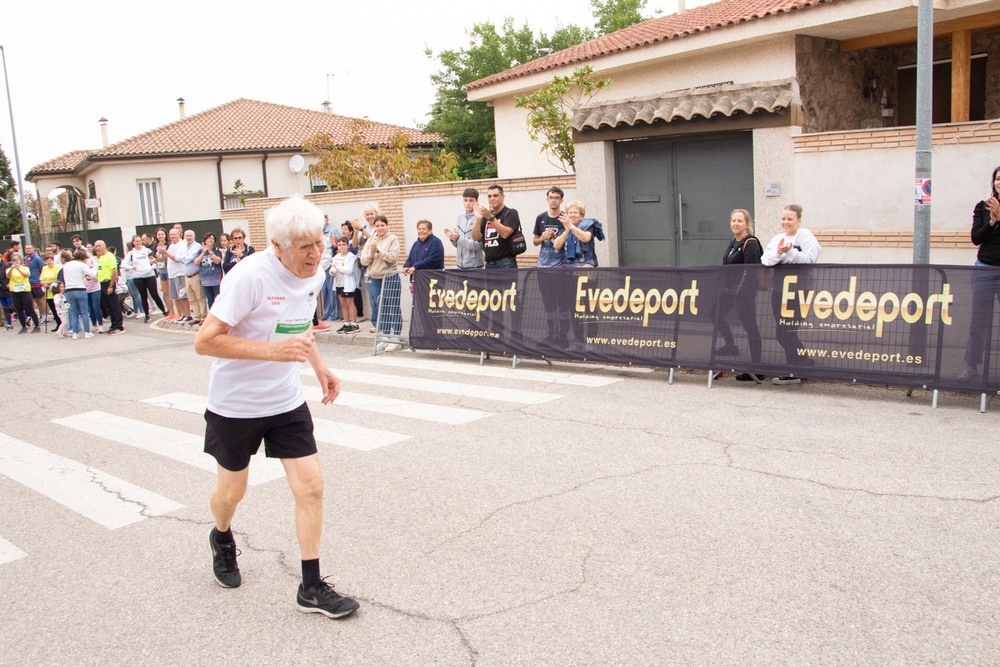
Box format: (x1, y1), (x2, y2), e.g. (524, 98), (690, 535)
(2, 351), (641, 568)
(305, 368), (562, 404)
(0, 537), (27, 566)
(352, 355), (635, 386)
(142, 393), (410, 450)
(301, 386), (490, 425)
(0, 433), (183, 530)
(52, 411), (284, 485)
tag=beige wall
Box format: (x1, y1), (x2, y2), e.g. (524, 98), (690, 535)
(490, 37), (798, 179)
(573, 140), (617, 267)
(793, 138), (990, 264)
(752, 126), (798, 243)
(220, 156), (266, 194)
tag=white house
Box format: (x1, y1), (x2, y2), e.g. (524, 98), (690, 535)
(26, 98), (443, 244)
(465, 0), (1000, 266)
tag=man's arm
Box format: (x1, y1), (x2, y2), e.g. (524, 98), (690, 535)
(194, 314), (318, 363)
(307, 338), (340, 404)
(492, 210), (518, 239)
(471, 209), (487, 242)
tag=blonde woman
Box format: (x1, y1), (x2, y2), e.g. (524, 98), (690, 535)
(556, 200), (604, 267)
(714, 209), (764, 381)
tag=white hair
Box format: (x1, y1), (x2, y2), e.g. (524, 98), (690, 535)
(265, 196), (324, 248)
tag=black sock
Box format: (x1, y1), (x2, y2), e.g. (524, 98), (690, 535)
(212, 527), (234, 544)
(302, 559), (320, 588)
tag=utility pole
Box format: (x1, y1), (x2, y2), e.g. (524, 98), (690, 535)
(0, 45), (31, 245)
(912, 0), (933, 264)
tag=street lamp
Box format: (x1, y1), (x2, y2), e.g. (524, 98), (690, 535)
(0, 45), (31, 245)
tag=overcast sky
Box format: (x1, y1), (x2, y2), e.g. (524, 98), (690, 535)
(1, 0), (696, 190)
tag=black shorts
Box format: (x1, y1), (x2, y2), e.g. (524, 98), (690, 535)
(204, 402), (317, 471)
(336, 287), (356, 298)
(30, 287), (44, 299)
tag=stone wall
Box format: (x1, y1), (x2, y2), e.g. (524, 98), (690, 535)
(798, 32), (1000, 133)
(796, 35), (898, 133)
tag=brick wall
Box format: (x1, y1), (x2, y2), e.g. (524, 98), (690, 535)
(794, 120), (1000, 152)
(241, 174), (577, 267)
(813, 230), (969, 248)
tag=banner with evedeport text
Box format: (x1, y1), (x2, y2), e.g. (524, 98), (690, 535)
(408, 265), (1000, 393)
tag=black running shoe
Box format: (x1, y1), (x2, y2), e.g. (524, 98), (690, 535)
(296, 577), (358, 619)
(210, 529), (241, 588)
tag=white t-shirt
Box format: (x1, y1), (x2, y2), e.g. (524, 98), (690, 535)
(206, 249), (324, 418)
(166, 241), (186, 279)
(330, 252), (360, 292)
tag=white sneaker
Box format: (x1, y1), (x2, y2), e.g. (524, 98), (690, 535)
(133, 312), (144, 319)
(376, 342), (387, 352)
(84, 332), (94, 339)
(72, 333), (79, 340)
(384, 343), (402, 352)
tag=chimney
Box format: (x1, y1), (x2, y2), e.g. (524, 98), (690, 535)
(677, 0), (686, 12)
(321, 100), (332, 114)
(177, 97), (186, 119)
(99, 117), (109, 148)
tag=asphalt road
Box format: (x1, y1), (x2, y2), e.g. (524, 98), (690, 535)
(1, 321), (997, 666)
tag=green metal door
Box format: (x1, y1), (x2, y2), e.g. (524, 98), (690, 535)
(616, 132), (754, 267)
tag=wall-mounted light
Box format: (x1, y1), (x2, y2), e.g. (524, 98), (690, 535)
(863, 71), (879, 98)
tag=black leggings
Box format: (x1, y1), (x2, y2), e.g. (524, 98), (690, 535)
(11, 291), (38, 329)
(46, 297), (62, 329)
(133, 275), (166, 316)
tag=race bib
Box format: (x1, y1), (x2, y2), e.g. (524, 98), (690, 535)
(12, 282), (28, 293)
(268, 319), (311, 343)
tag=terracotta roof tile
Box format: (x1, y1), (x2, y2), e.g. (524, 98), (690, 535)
(465, 0), (839, 91)
(572, 78), (795, 129)
(28, 99), (443, 178)
(27, 149), (91, 176)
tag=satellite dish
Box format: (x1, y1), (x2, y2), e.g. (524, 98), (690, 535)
(289, 155), (305, 174)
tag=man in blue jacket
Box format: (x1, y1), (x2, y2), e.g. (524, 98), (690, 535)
(402, 220), (445, 274)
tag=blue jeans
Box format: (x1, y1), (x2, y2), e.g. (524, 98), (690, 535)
(485, 256), (518, 269)
(367, 273), (402, 335)
(66, 290), (90, 334)
(321, 272), (338, 320)
(203, 284), (220, 309)
(87, 290), (103, 326)
(126, 278), (143, 314)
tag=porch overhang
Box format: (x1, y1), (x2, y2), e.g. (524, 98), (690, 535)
(571, 78), (797, 132)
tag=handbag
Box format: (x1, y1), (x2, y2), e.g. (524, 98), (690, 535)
(509, 228), (527, 256)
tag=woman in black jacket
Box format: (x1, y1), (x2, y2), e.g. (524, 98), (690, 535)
(959, 165), (1000, 382)
(713, 209), (764, 381)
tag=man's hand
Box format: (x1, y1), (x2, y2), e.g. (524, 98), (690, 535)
(314, 366), (341, 404)
(271, 333), (316, 362)
(444, 228), (459, 242)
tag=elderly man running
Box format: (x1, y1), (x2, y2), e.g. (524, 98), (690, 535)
(193, 196), (358, 619)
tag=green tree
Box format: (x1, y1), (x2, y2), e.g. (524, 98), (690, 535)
(304, 119), (459, 191)
(0, 147), (23, 237)
(515, 66), (613, 172)
(425, 19), (595, 179)
(592, 0), (649, 35)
